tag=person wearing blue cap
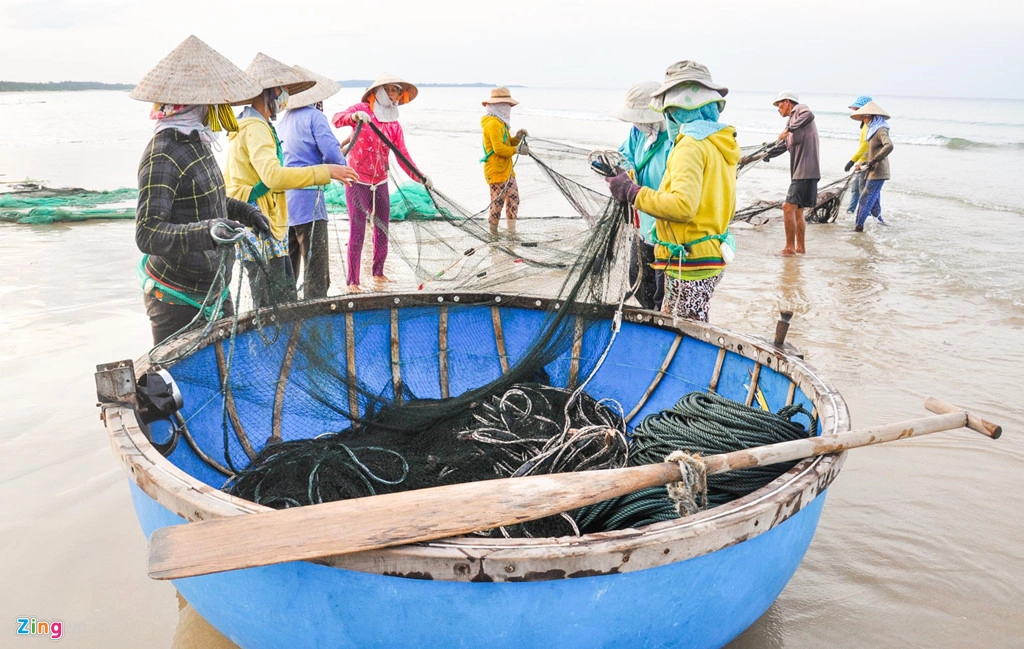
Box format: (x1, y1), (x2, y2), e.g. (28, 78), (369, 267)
(843, 95), (873, 214)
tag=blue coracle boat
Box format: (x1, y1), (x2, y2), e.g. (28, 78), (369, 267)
(96, 291), (849, 649)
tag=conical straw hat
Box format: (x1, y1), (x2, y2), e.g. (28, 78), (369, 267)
(361, 73), (418, 104)
(850, 100), (890, 120)
(286, 65), (341, 109)
(129, 35), (262, 105)
(245, 53), (316, 97)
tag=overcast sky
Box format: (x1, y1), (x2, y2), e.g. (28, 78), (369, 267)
(1, 0), (1021, 99)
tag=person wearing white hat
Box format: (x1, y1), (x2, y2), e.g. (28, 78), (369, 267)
(133, 35), (272, 345)
(606, 60), (740, 324)
(850, 100), (894, 232)
(765, 90), (820, 256)
(331, 73), (429, 292)
(612, 80), (672, 310)
(225, 53), (358, 305)
(480, 87), (528, 241)
(277, 65), (348, 299)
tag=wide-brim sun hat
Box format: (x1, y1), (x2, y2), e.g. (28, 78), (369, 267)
(848, 95), (872, 110)
(612, 81), (663, 124)
(773, 90), (800, 106)
(482, 86), (519, 107)
(649, 60), (728, 111)
(129, 35), (262, 105)
(851, 100), (890, 120)
(286, 65), (341, 109)
(245, 53), (316, 99)
(361, 73), (418, 104)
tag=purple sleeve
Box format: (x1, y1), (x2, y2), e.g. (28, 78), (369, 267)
(311, 111), (346, 165)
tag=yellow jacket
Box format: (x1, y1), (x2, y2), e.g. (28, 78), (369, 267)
(224, 116), (330, 241)
(481, 115), (522, 184)
(634, 127), (741, 280)
(851, 122), (869, 163)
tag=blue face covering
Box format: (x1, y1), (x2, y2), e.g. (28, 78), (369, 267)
(664, 103), (723, 141)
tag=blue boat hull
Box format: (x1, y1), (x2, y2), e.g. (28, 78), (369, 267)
(131, 480), (827, 649)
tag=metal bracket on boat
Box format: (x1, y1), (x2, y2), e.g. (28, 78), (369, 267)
(95, 359), (138, 408)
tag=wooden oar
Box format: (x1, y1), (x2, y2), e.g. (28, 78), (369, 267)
(147, 399), (1000, 580)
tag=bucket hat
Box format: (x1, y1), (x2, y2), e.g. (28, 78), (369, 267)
(286, 65), (341, 109)
(361, 73), (418, 104)
(773, 90), (800, 106)
(245, 53), (316, 98)
(612, 81), (663, 124)
(848, 95), (872, 110)
(850, 100), (890, 120)
(130, 35), (262, 105)
(649, 60), (728, 111)
(482, 87), (519, 107)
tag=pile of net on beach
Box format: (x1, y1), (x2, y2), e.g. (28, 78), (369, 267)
(733, 174), (854, 225)
(0, 185), (137, 224)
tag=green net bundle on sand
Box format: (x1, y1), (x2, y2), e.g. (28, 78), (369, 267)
(0, 186), (137, 224)
(324, 181), (455, 221)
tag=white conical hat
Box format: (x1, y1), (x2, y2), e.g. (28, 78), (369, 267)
(286, 65), (341, 109)
(129, 35), (262, 105)
(850, 100), (890, 120)
(361, 73), (418, 104)
(245, 53), (316, 97)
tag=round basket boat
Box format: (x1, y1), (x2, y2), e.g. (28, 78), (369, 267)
(96, 292), (849, 649)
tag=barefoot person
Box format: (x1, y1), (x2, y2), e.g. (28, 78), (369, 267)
(480, 87), (528, 241)
(133, 36), (270, 345)
(606, 61), (739, 323)
(764, 90), (819, 256)
(332, 74), (429, 292)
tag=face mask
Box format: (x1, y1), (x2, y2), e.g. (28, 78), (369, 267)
(274, 88), (290, 113)
(665, 112), (681, 140)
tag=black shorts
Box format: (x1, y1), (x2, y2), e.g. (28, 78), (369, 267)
(785, 179), (819, 208)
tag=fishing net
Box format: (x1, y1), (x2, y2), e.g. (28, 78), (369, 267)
(0, 185), (137, 223)
(147, 123), (815, 538)
(732, 174), (853, 225)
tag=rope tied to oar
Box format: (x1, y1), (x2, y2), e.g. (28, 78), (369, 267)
(664, 451), (708, 516)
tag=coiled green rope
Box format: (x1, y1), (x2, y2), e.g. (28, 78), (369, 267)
(574, 391), (816, 533)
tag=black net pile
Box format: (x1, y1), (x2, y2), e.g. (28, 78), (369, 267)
(225, 382), (628, 538)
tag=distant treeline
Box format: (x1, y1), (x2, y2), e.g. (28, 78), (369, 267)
(0, 81), (133, 92)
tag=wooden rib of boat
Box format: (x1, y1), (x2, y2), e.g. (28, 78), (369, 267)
(95, 291), (849, 649)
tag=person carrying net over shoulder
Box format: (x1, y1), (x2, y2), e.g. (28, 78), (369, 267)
(606, 60), (739, 323)
(480, 87), (529, 242)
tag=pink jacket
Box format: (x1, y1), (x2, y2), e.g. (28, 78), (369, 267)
(331, 102), (420, 184)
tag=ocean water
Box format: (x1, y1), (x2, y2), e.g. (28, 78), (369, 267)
(0, 87), (1022, 648)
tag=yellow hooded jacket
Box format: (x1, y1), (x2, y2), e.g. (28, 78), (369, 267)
(224, 116), (331, 241)
(480, 115), (522, 184)
(634, 126), (741, 281)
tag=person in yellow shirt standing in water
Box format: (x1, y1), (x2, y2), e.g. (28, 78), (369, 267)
(480, 87), (528, 241)
(607, 61), (739, 323)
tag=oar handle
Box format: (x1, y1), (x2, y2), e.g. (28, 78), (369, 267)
(923, 397), (1001, 439)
